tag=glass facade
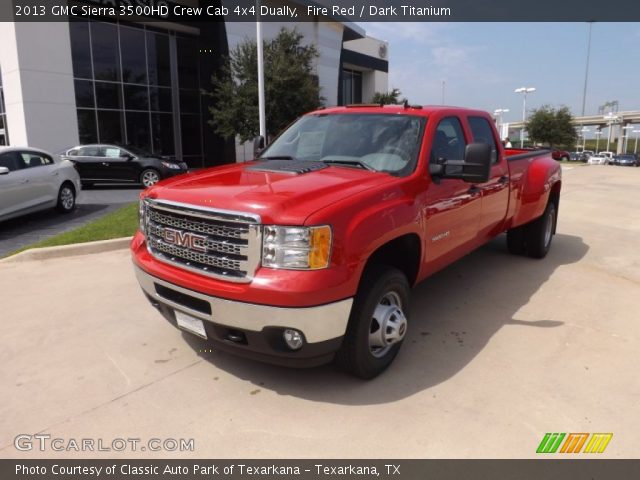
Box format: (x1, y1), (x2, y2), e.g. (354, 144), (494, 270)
(69, 20), (205, 167)
(0, 67), (8, 146)
(342, 69), (363, 105)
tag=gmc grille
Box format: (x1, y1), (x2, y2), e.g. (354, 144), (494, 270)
(144, 199), (261, 283)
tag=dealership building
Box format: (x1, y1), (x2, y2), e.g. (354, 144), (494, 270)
(0, 0), (388, 167)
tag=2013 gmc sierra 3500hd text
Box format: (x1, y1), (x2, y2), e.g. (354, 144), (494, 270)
(131, 105), (561, 378)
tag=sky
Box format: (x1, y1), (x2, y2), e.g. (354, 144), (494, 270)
(358, 22), (640, 127)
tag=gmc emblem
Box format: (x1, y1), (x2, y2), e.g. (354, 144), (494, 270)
(163, 228), (207, 253)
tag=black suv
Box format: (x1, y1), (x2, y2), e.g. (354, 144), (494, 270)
(63, 145), (188, 187)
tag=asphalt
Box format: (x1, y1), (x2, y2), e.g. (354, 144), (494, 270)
(0, 186), (141, 257)
(0, 165), (638, 458)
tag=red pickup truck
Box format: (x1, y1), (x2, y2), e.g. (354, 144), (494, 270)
(131, 105), (561, 378)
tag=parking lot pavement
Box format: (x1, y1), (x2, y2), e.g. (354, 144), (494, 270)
(0, 165), (639, 459)
(0, 186), (141, 257)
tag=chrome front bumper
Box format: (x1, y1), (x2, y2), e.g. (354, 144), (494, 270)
(134, 266), (352, 344)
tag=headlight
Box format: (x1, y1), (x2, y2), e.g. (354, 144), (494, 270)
(138, 198), (148, 235)
(161, 161), (181, 170)
(262, 225), (332, 270)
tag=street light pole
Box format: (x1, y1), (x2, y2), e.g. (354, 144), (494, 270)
(581, 22), (594, 117)
(515, 87), (536, 148)
(256, 1), (266, 140)
(595, 130), (601, 153)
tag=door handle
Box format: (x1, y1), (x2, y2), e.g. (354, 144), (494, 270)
(51, 171), (59, 176)
(468, 185), (482, 195)
(20, 179), (29, 184)
(102, 162), (109, 166)
(498, 175), (509, 184)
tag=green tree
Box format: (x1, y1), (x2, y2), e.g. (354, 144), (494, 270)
(526, 105), (577, 148)
(371, 88), (406, 105)
(205, 28), (323, 142)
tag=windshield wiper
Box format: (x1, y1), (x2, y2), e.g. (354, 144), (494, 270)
(322, 159), (376, 171)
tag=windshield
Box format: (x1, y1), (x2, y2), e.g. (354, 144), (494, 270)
(260, 113), (427, 176)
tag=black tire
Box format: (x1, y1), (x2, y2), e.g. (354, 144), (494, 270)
(506, 225), (526, 255)
(56, 182), (76, 214)
(140, 168), (161, 188)
(524, 201), (557, 259)
(335, 265), (410, 379)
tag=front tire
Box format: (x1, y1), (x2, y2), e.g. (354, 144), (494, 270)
(336, 265), (410, 379)
(140, 168), (160, 188)
(56, 183), (76, 213)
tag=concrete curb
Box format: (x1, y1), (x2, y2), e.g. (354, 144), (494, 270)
(0, 237), (133, 264)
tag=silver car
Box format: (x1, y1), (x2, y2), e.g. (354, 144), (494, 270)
(0, 146), (81, 222)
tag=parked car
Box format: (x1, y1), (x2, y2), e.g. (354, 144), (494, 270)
(569, 151), (583, 162)
(551, 149), (570, 161)
(613, 154), (640, 167)
(588, 154), (608, 165)
(577, 150), (594, 162)
(131, 105), (562, 378)
(0, 146), (81, 222)
(599, 151), (614, 164)
(62, 145), (188, 188)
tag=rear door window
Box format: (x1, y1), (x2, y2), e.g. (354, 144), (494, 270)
(468, 116), (498, 163)
(19, 152), (54, 168)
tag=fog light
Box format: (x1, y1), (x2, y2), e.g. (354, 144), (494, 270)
(283, 329), (304, 350)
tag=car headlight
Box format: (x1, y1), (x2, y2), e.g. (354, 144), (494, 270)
(262, 225), (332, 270)
(138, 198), (148, 235)
(161, 161), (181, 170)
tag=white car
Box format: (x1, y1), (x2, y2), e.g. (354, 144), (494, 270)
(599, 151), (614, 164)
(0, 146), (81, 222)
(588, 154), (608, 165)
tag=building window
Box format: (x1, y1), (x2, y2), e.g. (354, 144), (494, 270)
(0, 68), (8, 146)
(342, 69), (363, 105)
(69, 21), (205, 167)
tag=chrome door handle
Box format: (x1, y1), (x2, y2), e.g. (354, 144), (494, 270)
(20, 179), (29, 184)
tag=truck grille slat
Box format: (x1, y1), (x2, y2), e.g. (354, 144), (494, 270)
(144, 200), (261, 283)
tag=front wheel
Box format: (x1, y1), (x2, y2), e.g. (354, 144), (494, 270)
(336, 265), (410, 379)
(56, 183), (76, 213)
(140, 169), (160, 188)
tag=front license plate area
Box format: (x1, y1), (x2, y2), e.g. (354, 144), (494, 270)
(175, 310), (208, 339)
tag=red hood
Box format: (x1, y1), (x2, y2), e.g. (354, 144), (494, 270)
(146, 162), (395, 224)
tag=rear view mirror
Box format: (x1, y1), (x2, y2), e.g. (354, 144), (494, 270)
(0, 166), (9, 175)
(429, 143), (492, 184)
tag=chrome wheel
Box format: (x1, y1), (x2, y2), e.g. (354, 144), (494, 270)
(60, 186), (75, 211)
(141, 169), (160, 188)
(369, 291), (408, 358)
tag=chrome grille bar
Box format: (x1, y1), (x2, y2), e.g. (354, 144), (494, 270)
(144, 199), (261, 283)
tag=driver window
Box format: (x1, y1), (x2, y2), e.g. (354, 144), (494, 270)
(430, 117), (466, 164)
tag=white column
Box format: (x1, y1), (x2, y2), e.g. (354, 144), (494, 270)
(0, 22), (79, 152)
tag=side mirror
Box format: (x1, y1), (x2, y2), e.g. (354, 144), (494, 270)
(0, 166), (9, 175)
(123, 153), (136, 161)
(253, 135), (265, 157)
(429, 143), (492, 184)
